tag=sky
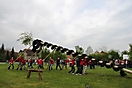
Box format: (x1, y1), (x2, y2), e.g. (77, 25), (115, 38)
(0, 0), (132, 53)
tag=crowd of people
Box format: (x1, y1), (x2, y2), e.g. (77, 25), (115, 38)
(8, 54), (132, 76)
(8, 56), (97, 75)
(114, 59), (130, 68)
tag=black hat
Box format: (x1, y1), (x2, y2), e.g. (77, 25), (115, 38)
(56, 46), (63, 51)
(46, 43), (52, 48)
(66, 50), (74, 55)
(61, 48), (69, 53)
(72, 52), (79, 57)
(43, 42), (48, 46)
(51, 45), (58, 50)
(32, 39), (43, 52)
(81, 54), (88, 58)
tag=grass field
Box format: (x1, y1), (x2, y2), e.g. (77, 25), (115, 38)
(0, 63), (132, 88)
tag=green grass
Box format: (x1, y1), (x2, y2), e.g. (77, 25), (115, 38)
(0, 64), (132, 88)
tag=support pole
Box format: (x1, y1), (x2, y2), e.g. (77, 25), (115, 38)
(122, 68), (132, 74)
(43, 49), (56, 70)
(16, 45), (32, 61)
(43, 48), (56, 61)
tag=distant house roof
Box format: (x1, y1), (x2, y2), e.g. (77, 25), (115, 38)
(94, 51), (106, 54)
(23, 49), (34, 56)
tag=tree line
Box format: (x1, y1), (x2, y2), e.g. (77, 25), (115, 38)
(0, 43), (132, 62)
(0, 44), (17, 62)
(0, 32), (132, 62)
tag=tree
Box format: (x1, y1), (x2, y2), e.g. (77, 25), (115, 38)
(6, 50), (10, 61)
(17, 32), (34, 60)
(17, 32), (33, 46)
(0, 44), (6, 61)
(122, 50), (128, 54)
(1, 43), (5, 52)
(90, 52), (108, 61)
(85, 46), (93, 55)
(107, 50), (120, 59)
(75, 45), (84, 54)
(128, 44), (132, 60)
(99, 45), (108, 52)
(53, 51), (66, 60)
(0, 51), (6, 61)
(40, 48), (50, 60)
(10, 47), (15, 57)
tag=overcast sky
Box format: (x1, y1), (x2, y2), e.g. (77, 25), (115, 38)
(0, 0), (132, 52)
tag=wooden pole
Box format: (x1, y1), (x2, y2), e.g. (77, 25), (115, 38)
(43, 48), (56, 61)
(43, 48), (56, 70)
(8, 45), (32, 70)
(15, 45), (32, 61)
(122, 68), (132, 74)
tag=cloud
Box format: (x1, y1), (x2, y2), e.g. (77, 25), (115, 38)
(0, 0), (132, 52)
